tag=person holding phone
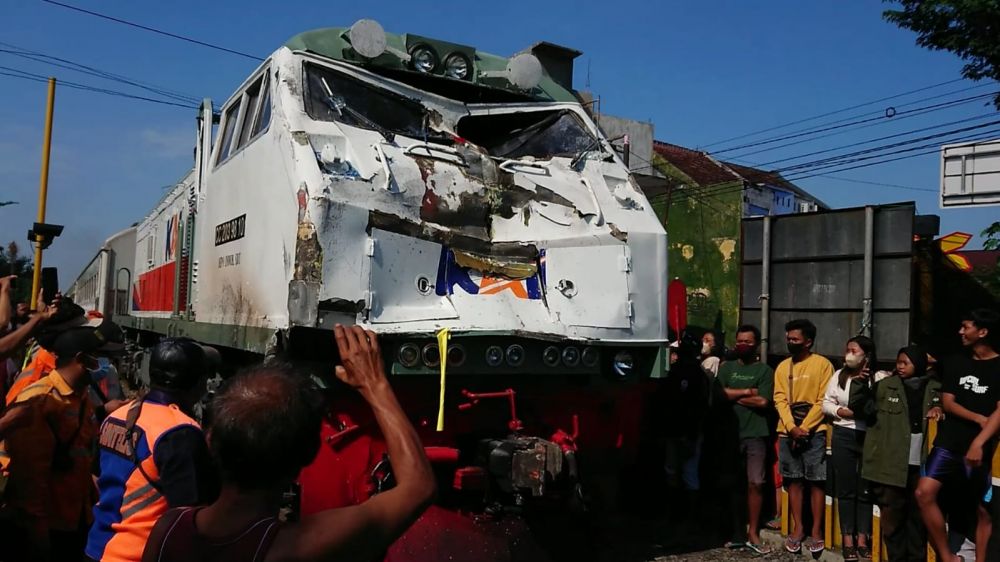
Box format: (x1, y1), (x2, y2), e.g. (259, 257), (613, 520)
(823, 336), (881, 561)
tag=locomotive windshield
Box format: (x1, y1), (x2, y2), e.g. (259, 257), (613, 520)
(305, 63), (432, 140)
(457, 110), (596, 160)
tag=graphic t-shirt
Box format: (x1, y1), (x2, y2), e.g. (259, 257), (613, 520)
(934, 354), (1000, 453)
(717, 361), (774, 439)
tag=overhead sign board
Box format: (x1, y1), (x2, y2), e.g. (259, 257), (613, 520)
(941, 139), (1000, 208)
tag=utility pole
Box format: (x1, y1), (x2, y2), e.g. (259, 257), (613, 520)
(30, 78), (56, 310)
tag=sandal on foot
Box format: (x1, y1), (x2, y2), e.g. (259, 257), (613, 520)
(784, 536), (802, 553)
(746, 542), (773, 555)
(842, 545), (859, 561)
(857, 545), (871, 560)
(805, 537), (826, 554)
(765, 516), (782, 530)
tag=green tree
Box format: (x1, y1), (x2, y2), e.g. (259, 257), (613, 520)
(0, 242), (34, 304)
(884, 0), (1000, 106)
(885, 1), (1000, 255)
(985, 222), (1000, 251)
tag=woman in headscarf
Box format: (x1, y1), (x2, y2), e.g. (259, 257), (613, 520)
(849, 345), (943, 562)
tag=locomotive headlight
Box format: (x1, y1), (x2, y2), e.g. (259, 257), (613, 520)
(485, 345), (504, 367)
(506, 344), (526, 367)
(542, 346), (560, 367)
(398, 343), (420, 368)
(422, 343), (441, 367)
(443, 53), (471, 80)
(447, 345), (466, 367)
(409, 45), (438, 73)
(562, 346), (581, 367)
(581, 346), (599, 367)
(612, 350), (635, 377)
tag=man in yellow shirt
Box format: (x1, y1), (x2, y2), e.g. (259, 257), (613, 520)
(772, 319), (834, 556)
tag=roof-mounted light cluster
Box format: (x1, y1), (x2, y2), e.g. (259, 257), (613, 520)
(345, 18), (543, 90)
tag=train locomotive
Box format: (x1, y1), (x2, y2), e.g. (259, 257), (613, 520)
(72, 20), (668, 561)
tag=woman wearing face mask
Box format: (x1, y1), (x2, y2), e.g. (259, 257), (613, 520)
(847, 346), (942, 562)
(822, 336), (881, 561)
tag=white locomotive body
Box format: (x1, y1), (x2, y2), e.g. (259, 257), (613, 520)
(114, 22), (666, 373)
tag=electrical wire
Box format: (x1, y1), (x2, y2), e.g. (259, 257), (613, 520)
(699, 77), (967, 149)
(663, 128), (1000, 204)
(0, 66), (199, 109)
(39, 0), (264, 62)
(713, 90), (998, 157)
(807, 175), (936, 193)
(0, 42), (201, 105)
(772, 119), (1000, 173)
(708, 82), (996, 157)
(784, 131), (1000, 181)
(755, 112), (997, 168)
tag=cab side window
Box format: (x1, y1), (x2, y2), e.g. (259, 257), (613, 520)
(216, 67), (272, 166)
(216, 102), (241, 165)
(237, 75), (271, 148)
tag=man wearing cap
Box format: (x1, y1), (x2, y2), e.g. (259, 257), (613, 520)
(85, 338), (220, 562)
(1, 318), (124, 561)
(6, 297), (92, 406)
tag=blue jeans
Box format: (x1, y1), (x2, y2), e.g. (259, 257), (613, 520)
(665, 434), (703, 491)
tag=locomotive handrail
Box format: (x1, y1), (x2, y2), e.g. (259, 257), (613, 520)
(403, 142), (468, 167)
(580, 177), (605, 226)
(497, 158), (550, 175)
(372, 143), (399, 192)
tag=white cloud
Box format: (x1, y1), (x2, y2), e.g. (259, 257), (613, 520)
(140, 127), (195, 159)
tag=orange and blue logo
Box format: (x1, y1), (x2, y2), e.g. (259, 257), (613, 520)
(435, 248), (544, 300)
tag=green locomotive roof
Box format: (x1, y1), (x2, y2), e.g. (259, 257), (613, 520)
(284, 27), (578, 103)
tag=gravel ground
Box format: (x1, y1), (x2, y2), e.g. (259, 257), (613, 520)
(651, 547), (805, 561)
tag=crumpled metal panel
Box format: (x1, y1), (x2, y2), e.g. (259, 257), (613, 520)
(368, 229), (458, 323)
(546, 246), (631, 328)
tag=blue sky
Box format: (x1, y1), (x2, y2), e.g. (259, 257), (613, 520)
(1, 0), (998, 283)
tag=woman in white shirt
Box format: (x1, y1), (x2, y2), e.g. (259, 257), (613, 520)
(823, 335), (881, 561)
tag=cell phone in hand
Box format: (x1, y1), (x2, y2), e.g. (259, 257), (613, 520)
(41, 268), (58, 305)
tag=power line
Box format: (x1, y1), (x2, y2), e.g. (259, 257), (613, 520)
(709, 82), (994, 156)
(755, 112), (997, 168)
(0, 43), (201, 105)
(810, 175), (936, 193)
(39, 0), (264, 62)
(0, 66), (199, 109)
(724, 93), (999, 162)
(699, 77), (966, 149)
(783, 131), (1000, 181)
(777, 126), (1000, 177)
(669, 129), (1000, 203)
(772, 119), (1000, 174)
(712, 90), (998, 156)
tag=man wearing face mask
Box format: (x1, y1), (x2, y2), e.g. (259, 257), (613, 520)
(0, 318), (124, 562)
(86, 337), (220, 562)
(717, 324), (774, 554)
(772, 318), (834, 556)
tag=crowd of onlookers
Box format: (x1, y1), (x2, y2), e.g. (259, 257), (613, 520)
(2, 266), (999, 562)
(0, 275), (435, 562)
(663, 308), (1000, 562)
